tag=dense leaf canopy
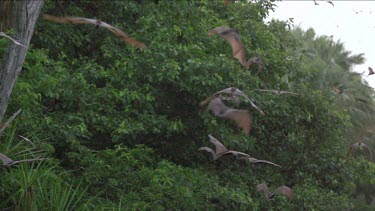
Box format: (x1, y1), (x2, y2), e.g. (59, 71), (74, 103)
(1, 0), (374, 210)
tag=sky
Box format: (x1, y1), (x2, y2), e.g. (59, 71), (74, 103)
(266, 1), (375, 88)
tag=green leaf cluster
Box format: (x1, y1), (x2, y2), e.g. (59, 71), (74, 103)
(1, 0), (374, 210)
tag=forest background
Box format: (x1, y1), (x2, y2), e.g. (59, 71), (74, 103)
(0, 0), (374, 210)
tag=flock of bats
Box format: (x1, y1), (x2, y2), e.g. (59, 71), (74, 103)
(0, 0), (373, 202)
(313, 0), (334, 7)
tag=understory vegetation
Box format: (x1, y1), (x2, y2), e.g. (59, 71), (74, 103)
(1, 0), (374, 210)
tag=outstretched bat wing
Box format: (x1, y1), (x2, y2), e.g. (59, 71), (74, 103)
(43, 14), (146, 48)
(241, 157), (281, 167)
(217, 87), (265, 115)
(207, 134), (228, 155)
(255, 183), (271, 198)
(198, 147), (218, 160)
(100, 22), (147, 48)
(0, 153), (14, 165)
(271, 186), (293, 200)
(0, 32), (26, 48)
(224, 109), (252, 135)
(209, 27), (247, 66)
(222, 150), (250, 158)
(327, 1), (334, 7)
(43, 15), (97, 24)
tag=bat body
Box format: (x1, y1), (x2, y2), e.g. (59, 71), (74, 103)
(331, 86), (343, 94)
(200, 87), (265, 115)
(207, 98), (252, 135)
(208, 27), (246, 66)
(246, 56), (264, 74)
(0, 153), (46, 166)
(348, 142), (373, 160)
(43, 14), (146, 48)
(239, 157), (281, 168)
(208, 27), (264, 72)
(255, 89), (300, 96)
(0, 32), (26, 48)
(255, 183), (293, 200)
(199, 134), (251, 160)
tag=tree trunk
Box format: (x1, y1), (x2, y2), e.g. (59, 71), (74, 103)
(0, 0), (44, 122)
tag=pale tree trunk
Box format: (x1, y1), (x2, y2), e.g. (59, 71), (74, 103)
(0, 0), (44, 122)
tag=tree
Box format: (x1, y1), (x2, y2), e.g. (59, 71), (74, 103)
(1, 1), (373, 209)
(0, 0), (44, 122)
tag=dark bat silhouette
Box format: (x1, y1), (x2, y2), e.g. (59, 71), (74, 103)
(239, 157), (281, 168)
(200, 87), (265, 115)
(368, 67), (374, 76)
(0, 153), (46, 166)
(199, 134), (251, 160)
(255, 183), (293, 200)
(327, 1), (334, 7)
(43, 14), (146, 49)
(208, 27), (264, 72)
(206, 98), (252, 135)
(0, 32), (26, 48)
(348, 142), (373, 160)
(255, 89), (300, 96)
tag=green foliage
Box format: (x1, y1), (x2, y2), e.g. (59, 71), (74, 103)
(0, 128), (95, 210)
(1, 0), (374, 209)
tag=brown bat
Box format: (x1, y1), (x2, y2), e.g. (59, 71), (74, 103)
(224, 0), (234, 6)
(331, 86), (343, 94)
(200, 87), (265, 115)
(0, 32), (26, 48)
(368, 67), (374, 76)
(247, 56), (264, 74)
(206, 97), (252, 135)
(43, 14), (146, 49)
(255, 183), (293, 200)
(208, 27), (263, 71)
(255, 89), (300, 96)
(208, 27), (246, 65)
(199, 134), (251, 160)
(0, 153), (46, 166)
(348, 142), (373, 160)
(239, 157), (281, 168)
